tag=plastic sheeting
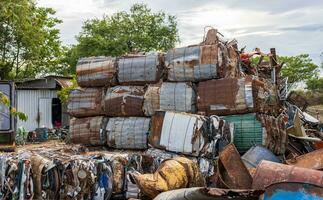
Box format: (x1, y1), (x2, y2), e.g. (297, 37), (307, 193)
(76, 57), (117, 87)
(118, 53), (164, 84)
(67, 88), (105, 117)
(106, 117), (150, 150)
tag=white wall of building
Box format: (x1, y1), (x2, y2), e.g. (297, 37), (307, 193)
(17, 90), (57, 131)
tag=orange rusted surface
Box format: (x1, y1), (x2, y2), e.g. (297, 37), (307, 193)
(286, 149), (323, 170)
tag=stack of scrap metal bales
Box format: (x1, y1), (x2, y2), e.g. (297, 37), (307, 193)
(1, 28), (322, 200)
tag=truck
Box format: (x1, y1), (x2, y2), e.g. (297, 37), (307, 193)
(0, 81), (16, 151)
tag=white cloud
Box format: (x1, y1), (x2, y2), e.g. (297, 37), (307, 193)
(37, 0), (323, 64)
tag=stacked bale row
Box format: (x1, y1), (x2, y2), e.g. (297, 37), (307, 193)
(67, 30), (280, 154)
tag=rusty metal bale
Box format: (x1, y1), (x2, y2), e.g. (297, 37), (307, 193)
(263, 182), (323, 200)
(197, 77), (253, 116)
(165, 31), (239, 82)
(118, 53), (164, 85)
(252, 160), (323, 190)
(67, 88), (105, 117)
(104, 86), (145, 117)
(154, 187), (263, 200)
(258, 114), (288, 155)
(106, 117), (150, 150)
(143, 82), (197, 115)
(130, 157), (206, 199)
(286, 149), (323, 170)
(242, 145), (281, 169)
(149, 111), (209, 156)
(69, 116), (108, 146)
(76, 56), (117, 87)
(217, 144), (253, 189)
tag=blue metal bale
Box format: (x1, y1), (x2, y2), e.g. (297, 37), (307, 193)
(242, 145), (281, 169)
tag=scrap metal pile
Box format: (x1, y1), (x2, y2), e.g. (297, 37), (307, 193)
(1, 29), (323, 200)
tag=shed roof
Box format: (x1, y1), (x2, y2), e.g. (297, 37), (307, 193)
(16, 75), (72, 90)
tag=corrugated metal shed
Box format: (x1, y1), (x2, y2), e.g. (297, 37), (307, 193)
(222, 113), (264, 153)
(17, 90), (57, 131)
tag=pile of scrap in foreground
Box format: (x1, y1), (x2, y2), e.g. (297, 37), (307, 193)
(1, 28), (323, 200)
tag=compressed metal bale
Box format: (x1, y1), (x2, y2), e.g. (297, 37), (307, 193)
(67, 88), (105, 117)
(149, 111), (209, 156)
(165, 45), (218, 82)
(130, 157), (206, 199)
(197, 77), (253, 116)
(106, 117), (150, 150)
(143, 84), (160, 116)
(69, 116), (108, 146)
(118, 53), (164, 84)
(104, 86), (145, 117)
(30, 154), (60, 200)
(222, 113), (264, 153)
(160, 82), (196, 113)
(76, 56), (117, 87)
(143, 82), (196, 115)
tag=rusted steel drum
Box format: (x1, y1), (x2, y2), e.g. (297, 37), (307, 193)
(286, 149), (323, 170)
(263, 182), (323, 200)
(217, 144), (253, 189)
(242, 145), (281, 169)
(76, 56), (117, 87)
(252, 161), (323, 190)
(118, 53), (164, 85)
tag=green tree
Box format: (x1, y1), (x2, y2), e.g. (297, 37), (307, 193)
(65, 3), (179, 73)
(279, 54), (319, 86)
(306, 77), (323, 92)
(0, 0), (65, 80)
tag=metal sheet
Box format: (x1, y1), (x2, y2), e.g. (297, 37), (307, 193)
(17, 90), (57, 131)
(165, 45), (218, 81)
(106, 117), (150, 149)
(217, 144), (253, 189)
(197, 77), (253, 116)
(67, 88), (104, 117)
(154, 187), (263, 200)
(118, 53), (163, 84)
(159, 82), (196, 113)
(263, 182), (323, 200)
(76, 56), (117, 87)
(242, 145), (281, 169)
(104, 86), (145, 117)
(149, 111), (208, 156)
(0, 82), (13, 132)
(38, 98), (53, 129)
(70, 116), (108, 146)
(252, 161), (323, 190)
(286, 149), (323, 170)
(222, 113), (264, 153)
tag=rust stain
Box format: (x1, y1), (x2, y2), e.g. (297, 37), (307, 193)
(286, 149), (323, 170)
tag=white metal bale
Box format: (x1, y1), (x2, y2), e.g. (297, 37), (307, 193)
(17, 90), (57, 131)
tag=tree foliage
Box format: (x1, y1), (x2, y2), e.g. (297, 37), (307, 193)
(65, 4), (179, 73)
(0, 91), (27, 121)
(57, 75), (78, 103)
(0, 0), (65, 80)
(279, 54), (319, 86)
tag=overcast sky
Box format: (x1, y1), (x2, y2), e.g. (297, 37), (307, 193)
(38, 0), (323, 64)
